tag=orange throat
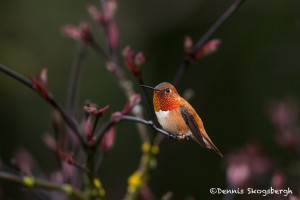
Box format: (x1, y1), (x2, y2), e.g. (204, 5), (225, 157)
(153, 93), (180, 111)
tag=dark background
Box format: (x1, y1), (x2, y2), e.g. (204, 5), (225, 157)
(0, 0), (300, 199)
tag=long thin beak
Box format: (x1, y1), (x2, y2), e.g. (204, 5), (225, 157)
(140, 85), (161, 91)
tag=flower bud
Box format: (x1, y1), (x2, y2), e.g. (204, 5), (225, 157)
(62, 22), (94, 44)
(85, 116), (93, 141)
(111, 111), (123, 122)
(135, 52), (146, 67)
(101, 125), (116, 153)
(195, 39), (221, 59)
(123, 46), (146, 80)
(184, 35), (193, 55)
(87, 5), (103, 24)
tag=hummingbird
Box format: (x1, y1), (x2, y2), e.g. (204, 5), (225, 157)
(141, 82), (223, 157)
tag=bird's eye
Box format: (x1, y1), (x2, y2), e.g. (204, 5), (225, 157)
(165, 88), (171, 93)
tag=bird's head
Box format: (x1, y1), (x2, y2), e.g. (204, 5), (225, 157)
(141, 82), (181, 111)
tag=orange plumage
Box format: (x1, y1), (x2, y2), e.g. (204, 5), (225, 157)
(150, 82), (223, 157)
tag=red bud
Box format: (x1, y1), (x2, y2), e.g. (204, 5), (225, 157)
(101, 125), (116, 153)
(184, 35), (193, 54)
(38, 68), (48, 85)
(130, 93), (141, 107)
(123, 46), (145, 80)
(99, 105), (110, 115)
(107, 22), (119, 50)
(84, 103), (110, 117)
(62, 22), (94, 44)
(87, 5), (103, 24)
(67, 152), (75, 165)
(30, 68), (49, 100)
(84, 103), (98, 115)
(195, 39), (221, 59)
(58, 150), (67, 162)
(123, 93), (141, 114)
(135, 52), (146, 67)
(111, 112), (123, 122)
(103, 0), (117, 21)
(85, 116), (93, 141)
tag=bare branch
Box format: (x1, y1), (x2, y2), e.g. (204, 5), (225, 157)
(120, 115), (189, 140)
(67, 44), (88, 116)
(172, 0), (246, 86)
(0, 64), (85, 147)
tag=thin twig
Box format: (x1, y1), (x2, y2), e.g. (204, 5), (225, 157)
(93, 115), (188, 149)
(73, 161), (92, 176)
(93, 120), (115, 148)
(91, 42), (110, 61)
(67, 44), (88, 116)
(120, 115), (187, 140)
(172, 0), (246, 85)
(0, 172), (86, 200)
(92, 115), (100, 137)
(0, 64), (34, 89)
(0, 64), (85, 147)
(138, 79), (156, 122)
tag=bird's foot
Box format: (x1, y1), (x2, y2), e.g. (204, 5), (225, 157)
(176, 133), (191, 141)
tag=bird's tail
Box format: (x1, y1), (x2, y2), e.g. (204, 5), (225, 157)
(192, 135), (223, 158)
(204, 137), (223, 158)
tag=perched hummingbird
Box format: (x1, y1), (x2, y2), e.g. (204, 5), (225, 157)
(141, 82), (223, 157)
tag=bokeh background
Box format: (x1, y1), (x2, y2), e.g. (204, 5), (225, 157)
(1, 0), (300, 199)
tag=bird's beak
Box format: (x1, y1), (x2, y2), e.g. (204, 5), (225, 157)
(140, 85), (161, 91)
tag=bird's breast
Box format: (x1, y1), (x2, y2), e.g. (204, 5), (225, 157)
(155, 110), (171, 128)
(155, 108), (189, 134)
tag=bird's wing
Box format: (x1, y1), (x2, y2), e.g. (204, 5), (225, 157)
(179, 106), (223, 157)
(179, 106), (207, 148)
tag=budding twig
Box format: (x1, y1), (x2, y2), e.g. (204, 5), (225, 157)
(172, 0), (246, 86)
(0, 64), (85, 147)
(0, 172), (86, 200)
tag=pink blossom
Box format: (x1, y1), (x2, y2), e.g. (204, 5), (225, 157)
(225, 143), (272, 188)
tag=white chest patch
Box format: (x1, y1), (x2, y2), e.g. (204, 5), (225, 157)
(155, 110), (170, 129)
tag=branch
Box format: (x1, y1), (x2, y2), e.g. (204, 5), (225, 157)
(67, 44), (88, 116)
(93, 120), (115, 148)
(90, 25), (151, 143)
(120, 116), (182, 140)
(0, 64), (85, 147)
(0, 172), (86, 200)
(93, 115), (189, 151)
(172, 0), (246, 85)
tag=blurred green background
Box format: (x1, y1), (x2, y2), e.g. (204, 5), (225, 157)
(1, 0), (300, 199)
